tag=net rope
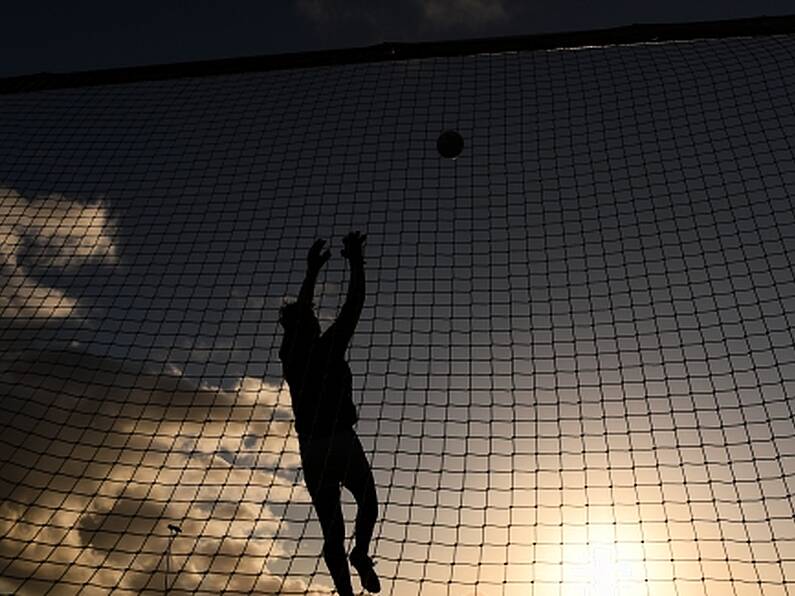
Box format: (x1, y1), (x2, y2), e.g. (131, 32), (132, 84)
(1, 29), (795, 596)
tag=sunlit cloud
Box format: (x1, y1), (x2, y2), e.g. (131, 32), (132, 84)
(0, 338), (327, 594)
(0, 187), (117, 319)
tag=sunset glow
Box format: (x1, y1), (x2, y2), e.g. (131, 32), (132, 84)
(3, 21), (795, 596)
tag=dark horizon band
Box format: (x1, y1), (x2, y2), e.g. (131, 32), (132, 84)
(1, 13), (794, 95)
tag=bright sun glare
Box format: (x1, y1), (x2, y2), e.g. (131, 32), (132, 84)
(583, 545), (636, 595)
(562, 535), (648, 596)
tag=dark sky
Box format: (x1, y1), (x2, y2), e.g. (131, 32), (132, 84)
(1, 0), (795, 77)
(3, 28), (795, 592)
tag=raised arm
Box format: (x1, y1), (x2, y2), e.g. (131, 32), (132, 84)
(326, 232), (366, 352)
(340, 231), (366, 323)
(297, 239), (331, 307)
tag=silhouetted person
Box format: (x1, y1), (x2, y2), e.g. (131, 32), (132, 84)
(279, 232), (380, 595)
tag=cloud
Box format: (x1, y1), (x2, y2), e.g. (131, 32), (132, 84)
(295, 0), (509, 40)
(0, 185), (333, 593)
(296, 0), (384, 29)
(0, 187), (117, 319)
(422, 0), (507, 27)
(0, 344), (329, 594)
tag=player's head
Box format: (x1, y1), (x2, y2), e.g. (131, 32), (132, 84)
(279, 301), (320, 339)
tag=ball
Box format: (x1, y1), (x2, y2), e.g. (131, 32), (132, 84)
(437, 129), (464, 159)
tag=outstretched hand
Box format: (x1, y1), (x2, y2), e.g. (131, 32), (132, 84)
(341, 231), (366, 261)
(307, 239), (331, 272)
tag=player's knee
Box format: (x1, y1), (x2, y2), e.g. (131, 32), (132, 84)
(322, 539), (347, 565)
(319, 514), (345, 542)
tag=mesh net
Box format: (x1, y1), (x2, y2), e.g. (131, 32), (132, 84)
(1, 27), (795, 596)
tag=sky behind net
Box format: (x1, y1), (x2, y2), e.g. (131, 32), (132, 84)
(1, 30), (795, 595)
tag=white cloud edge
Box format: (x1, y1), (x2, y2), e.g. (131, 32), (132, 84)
(0, 187), (118, 319)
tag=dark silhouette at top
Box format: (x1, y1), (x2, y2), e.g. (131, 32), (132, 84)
(279, 232), (380, 595)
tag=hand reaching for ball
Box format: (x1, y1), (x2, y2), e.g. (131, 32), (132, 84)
(342, 231), (366, 261)
(307, 238), (331, 272)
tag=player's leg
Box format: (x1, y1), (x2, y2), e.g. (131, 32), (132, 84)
(341, 432), (380, 592)
(342, 434), (378, 554)
(301, 439), (354, 596)
(313, 484), (354, 596)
